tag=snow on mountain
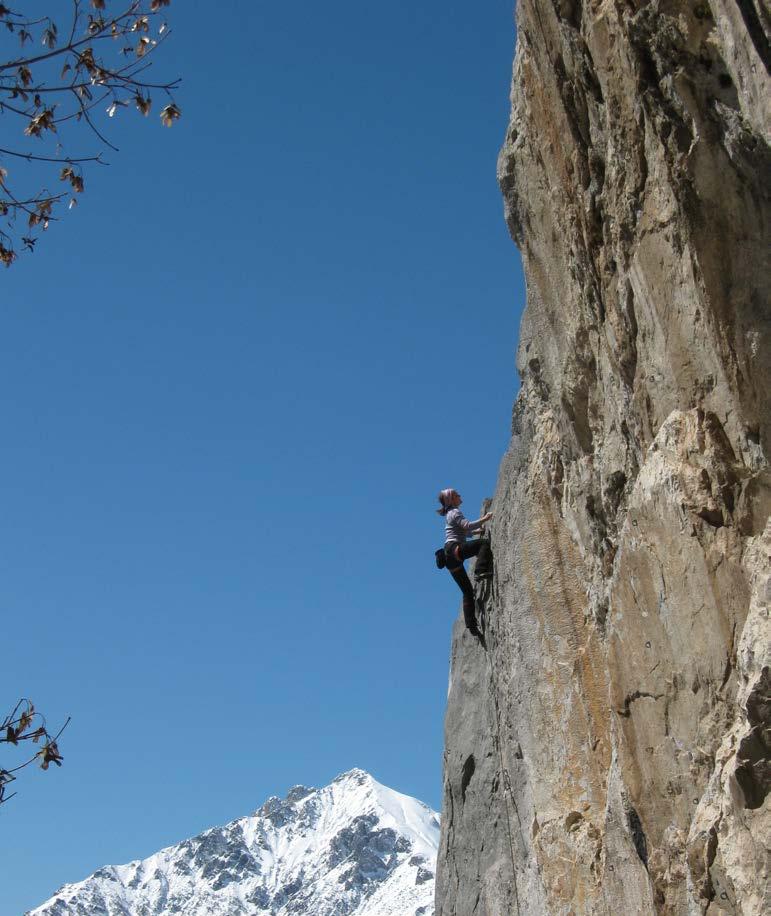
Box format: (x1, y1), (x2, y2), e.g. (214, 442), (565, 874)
(28, 769), (439, 916)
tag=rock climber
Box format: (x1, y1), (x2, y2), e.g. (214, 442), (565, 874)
(436, 488), (493, 636)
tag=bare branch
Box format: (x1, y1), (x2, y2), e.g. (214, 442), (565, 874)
(0, 3), (144, 72)
(0, 0), (181, 263)
(1, 698), (68, 800)
(0, 146), (105, 164)
(71, 87), (119, 150)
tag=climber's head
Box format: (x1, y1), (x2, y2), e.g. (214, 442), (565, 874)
(437, 488), (462, 515)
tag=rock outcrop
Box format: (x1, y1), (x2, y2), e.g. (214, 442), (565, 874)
(436, 2), (769, 914)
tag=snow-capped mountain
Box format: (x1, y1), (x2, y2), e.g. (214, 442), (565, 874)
(28, 769), (439, 916)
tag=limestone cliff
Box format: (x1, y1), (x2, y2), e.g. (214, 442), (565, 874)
(436, 2), (770, 914)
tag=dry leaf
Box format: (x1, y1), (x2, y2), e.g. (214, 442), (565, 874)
(160, 102), (180, 127)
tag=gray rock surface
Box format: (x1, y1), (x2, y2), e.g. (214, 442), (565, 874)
(436, 2), (770, 913)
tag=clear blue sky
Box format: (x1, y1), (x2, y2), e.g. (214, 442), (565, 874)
(1, 2), (525, 912)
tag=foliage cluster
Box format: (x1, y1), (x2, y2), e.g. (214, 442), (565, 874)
(0, 0), (180, 265)
(1, 699), (69, 805)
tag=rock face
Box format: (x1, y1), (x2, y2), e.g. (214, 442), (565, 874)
(436, 2), (769, 914)
(29, 769), (439, 916)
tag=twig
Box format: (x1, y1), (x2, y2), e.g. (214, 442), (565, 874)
(0, 147), (105, 164)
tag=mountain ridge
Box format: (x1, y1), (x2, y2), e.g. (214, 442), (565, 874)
(29, 768), (439, 916)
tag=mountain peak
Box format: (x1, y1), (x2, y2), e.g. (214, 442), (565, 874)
(334, 767), (371, 783)
(29, 770), (439, 916)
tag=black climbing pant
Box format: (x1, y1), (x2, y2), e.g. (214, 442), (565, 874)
(444, 540), (483, 631)
(473, 539), (494, 579)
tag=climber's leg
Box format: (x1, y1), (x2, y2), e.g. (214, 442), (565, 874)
(449, 566), (479, 634)
(458, 540), (483, 562)
(450, 539), (492, 584)
(444, 543), (462, 571)
(473, 539), (494, 580)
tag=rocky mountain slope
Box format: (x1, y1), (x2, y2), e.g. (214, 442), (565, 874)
(436, 1), (769, 914)
(29, 769), (439, 916)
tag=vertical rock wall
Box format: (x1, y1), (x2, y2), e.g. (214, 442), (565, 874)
(436, 2), (769, 914)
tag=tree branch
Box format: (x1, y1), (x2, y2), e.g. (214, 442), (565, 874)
(0, 146), (105, 164)
(1, 0), (180, 263)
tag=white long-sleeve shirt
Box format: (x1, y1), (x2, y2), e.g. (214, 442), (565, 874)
(444, 508), (484, 545)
